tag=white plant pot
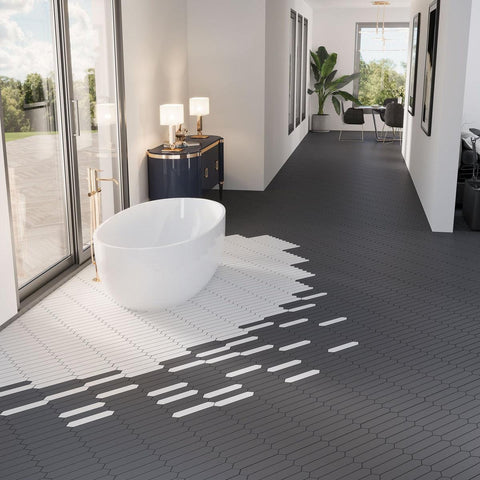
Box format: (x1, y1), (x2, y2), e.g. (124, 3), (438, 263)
(311, 114), (330, 133)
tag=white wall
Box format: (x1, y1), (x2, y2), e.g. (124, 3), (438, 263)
(311, 6), (409, 131)
(462, 0), (480, 129)
(403, 0), (471, 232)
(264, 0), (312, 188)
(186, 0), (266, 191)
(0, 143), (19, 326)
(122, 0), (189, 205)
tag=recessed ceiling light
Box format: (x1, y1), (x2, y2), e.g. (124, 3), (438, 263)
(372, 1), (391, 5)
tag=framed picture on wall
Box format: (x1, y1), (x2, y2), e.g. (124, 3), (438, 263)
(408, 13), (421, 116)
(421, 0), (440, 136)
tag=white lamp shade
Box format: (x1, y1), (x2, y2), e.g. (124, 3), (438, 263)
(96, 103), (116, 126)
(160, 104), (184, 126)
(189, 97), (210, 116)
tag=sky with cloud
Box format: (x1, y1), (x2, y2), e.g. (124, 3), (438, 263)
(0, 0), (99, 82)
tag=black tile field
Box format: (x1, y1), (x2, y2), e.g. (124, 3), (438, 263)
(2, 131), (480, 479)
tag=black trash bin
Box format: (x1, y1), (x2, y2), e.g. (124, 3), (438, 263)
(463, 179), (480, 230)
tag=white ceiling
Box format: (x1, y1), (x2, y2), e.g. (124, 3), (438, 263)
(306, 0), (410, 8)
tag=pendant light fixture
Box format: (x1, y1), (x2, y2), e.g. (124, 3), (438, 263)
(372, 1), (390, 46)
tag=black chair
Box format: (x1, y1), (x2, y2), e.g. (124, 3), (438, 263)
(379, 98), (398, 123)
(379, 98), (398, 139)
(339, 102), (365, 141)
(382, 102), (404, 143)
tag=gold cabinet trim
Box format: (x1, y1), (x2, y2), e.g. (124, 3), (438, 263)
(147, 139), (221, 160)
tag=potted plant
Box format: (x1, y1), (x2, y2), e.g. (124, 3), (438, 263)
(308, 46), (361, 132)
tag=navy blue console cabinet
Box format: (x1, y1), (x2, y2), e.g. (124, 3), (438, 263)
(147, 136), (224, 200)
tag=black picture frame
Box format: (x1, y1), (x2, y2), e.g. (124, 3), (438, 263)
(408, 13), (421, 116)
(421, 0), (440, 136)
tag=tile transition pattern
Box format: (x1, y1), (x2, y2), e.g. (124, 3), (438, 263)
(1, 234), (358, 480)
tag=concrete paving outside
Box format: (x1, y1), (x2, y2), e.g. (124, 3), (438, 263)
(6, 132), (108, 287)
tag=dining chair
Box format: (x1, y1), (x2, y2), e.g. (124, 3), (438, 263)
(379, 98), (398, 139)
(339, 102), (365, 141)
(383, 102), (404, 143)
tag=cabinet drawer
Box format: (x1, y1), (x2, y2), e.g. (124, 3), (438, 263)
(201, 146), (219, 190)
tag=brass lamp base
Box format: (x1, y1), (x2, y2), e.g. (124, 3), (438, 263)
(192, 116), (209, 139)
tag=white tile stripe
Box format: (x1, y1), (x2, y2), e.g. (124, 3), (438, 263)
(267, 360), (302, 372)
(319, 317), (347, 327)
(205, 352), (241, 364)
(226, 337), (258, 347)
(157, 390), (198, 405)
(299, 292), (327, 300)
(279, 318), (308, 328)
(328, 342), (359, 353)
(285, 370), (319, 383)
(240, 345), (274, 356)
(244, 322), (274, 331)
(226, 365), (262, 378)
(214, 391), (254, 406)
(172, 402), (214, 418)
(84, 374), (126, 387)
(169, 360), (205, 372)
(288, 304), (315, 312)
(279, 340), (311, 351)
(2, 400), (48, 416)
(196, 346), (230, 358)
(96, 384), (138, 399)
(45, 386), (88, 401)
(0, 385), (33, 397)
(204, 384), (243, 399)
(148, 383), (188, 397)
(67, 410), (114, 428)
(59, 402), (105, 418)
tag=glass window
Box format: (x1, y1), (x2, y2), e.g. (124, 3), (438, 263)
(295, 14), (303, 127)
(354, 22), (409, 106)
(302, 18), (308, 121)
(0, 1), (72, 287)
(288, 10), (296, 134)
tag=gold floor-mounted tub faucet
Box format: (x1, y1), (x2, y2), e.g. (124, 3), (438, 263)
(88, 168), (119, 282)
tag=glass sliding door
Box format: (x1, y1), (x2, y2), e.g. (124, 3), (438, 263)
(0, 0), (73, 289)
(0, 0), (124, 299)
(67, 0), (122, 251)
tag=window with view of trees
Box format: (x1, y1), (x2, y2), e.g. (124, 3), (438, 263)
(354, 22), (409, 106)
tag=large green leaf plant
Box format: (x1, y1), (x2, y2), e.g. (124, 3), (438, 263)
(308, 46), (361, 115)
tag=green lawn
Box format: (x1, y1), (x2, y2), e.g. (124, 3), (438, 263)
(5, 131), (57, 142)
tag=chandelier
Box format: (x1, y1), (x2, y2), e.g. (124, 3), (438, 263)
(372, 1), (391, 46)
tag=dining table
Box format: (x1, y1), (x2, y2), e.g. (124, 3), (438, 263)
(358, 105), (386, 142)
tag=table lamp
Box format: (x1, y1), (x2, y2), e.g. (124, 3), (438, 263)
(160, 104), (184, 150)
(189, 97), (209, 138)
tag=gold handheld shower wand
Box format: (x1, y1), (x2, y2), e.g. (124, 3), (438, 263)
(88, 168), (119, 282)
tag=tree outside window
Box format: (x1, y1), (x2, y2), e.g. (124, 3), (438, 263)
(355, 23), (409, 106)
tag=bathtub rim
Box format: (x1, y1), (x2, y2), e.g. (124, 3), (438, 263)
(94, 197), (226, 251)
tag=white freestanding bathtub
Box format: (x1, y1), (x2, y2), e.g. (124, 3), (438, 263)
(94, 198), (225, 311)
